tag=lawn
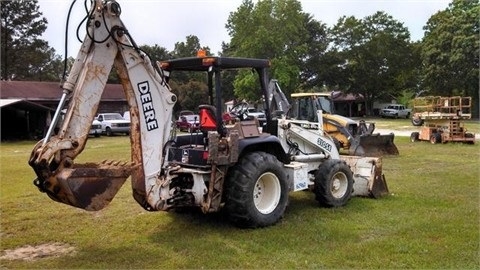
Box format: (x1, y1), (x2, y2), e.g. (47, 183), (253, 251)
(1, 131), (479, 269)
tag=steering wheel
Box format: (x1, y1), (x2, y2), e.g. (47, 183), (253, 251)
(229, 101), (250, 120)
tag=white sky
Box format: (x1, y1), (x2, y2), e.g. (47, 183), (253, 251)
(38, 0), (450, 58)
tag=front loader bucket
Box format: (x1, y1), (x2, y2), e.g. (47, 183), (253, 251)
(340, 155), (389, 198)
(349, 133), (399, 157)
(33, 161), (131, 211)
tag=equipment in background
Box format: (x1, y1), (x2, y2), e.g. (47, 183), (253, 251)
(410, 96), (475, 144)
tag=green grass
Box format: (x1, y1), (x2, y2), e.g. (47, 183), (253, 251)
(1, 135), (479, 269)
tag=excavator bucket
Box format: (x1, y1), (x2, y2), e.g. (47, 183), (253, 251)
(340, 155), (389, 198)
(32, 161), (131, 211)
(349, 133), (399, 157)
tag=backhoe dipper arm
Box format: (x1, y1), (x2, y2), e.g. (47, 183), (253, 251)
(28, 0), (176, 211)
(266, 79), (291, 116)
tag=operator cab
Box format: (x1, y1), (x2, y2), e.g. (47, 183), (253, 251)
(290, 93), (333, 122)
(159, 56), (277, 167)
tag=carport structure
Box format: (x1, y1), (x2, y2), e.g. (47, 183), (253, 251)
(1, 99), (54, 140)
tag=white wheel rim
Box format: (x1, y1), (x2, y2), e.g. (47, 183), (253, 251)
(253, 172), (281, 214)
(331, 172), (348, 198)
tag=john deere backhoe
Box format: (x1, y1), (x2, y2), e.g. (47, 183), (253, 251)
(28, 0), (389, 228)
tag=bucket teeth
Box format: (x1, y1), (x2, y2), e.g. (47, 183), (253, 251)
(100, 159), (129, 166)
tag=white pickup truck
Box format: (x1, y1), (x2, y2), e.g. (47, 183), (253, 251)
(380, 104), (412, 119)
(96, 113), (130, 136)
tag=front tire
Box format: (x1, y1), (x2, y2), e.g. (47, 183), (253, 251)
(314, 159), (353, 207)
(105, 127), (113, 136)
(225, 152), (289, 228)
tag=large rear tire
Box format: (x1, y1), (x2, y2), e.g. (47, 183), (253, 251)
(314, 159), (353, 207)
(225, 152), (289, 228)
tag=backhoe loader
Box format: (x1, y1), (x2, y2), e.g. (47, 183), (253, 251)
(266, 83), (398, 156)
(28, 0), (389, 228)
(290, 93), (399, 156)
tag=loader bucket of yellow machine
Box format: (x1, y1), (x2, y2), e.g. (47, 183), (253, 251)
(33, 161), (131, 211)
(340, 155), (389, 198)
(349, 133), (399, 157)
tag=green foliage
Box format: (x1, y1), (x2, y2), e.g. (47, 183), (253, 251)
(329, 12), (420, 114)
(172, 35), (210, 58)
(233, 69), (257, 101)
(1, 134), (479, 268)
(140, 44), (171, 62)
(421, 0), (479, 117)
(226, 0), (319, 100)
(397, 89), (416, 108)
(170, 79), (209, 113)
(0, 0), (60, 81)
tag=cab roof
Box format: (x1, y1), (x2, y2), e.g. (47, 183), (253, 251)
(291, 92), (330, 98)
(159, 57), (270, 72)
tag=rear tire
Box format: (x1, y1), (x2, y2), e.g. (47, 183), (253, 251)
(430, 133), (441, 144)
(465, 133), (475, 144)
(410, 132), (419, 142)
(412, 117), (424, 126)
(314, 159), (353, 207)
(225, 152), (289, 228)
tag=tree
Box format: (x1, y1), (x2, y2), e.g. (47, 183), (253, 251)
(1, 0), (58, 81)
(328, 12), (418, 114)
(422, 0), (479, 117)
(173, 80), (210, 113)
(169, 35), (211, 112)
(225, 0), (317, 100)
(140, 44), (171, 62)
(300, 13), (330, 90)
(172, 35), (210, 58)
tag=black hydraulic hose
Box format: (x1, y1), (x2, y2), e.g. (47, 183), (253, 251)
(62, 0), (77, 81)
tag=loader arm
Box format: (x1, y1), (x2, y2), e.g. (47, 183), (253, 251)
(28, 0), (176, 211)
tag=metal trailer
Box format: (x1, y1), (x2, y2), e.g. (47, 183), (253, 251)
(410, 96), (475, 144)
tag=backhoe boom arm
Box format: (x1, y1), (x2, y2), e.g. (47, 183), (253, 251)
(28, 0), (176, 211)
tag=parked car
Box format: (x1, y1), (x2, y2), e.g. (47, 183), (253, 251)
(246, 108), (266, 120)
(89, 119), (102, 137)
(176, 114), (200, 132)
(380, 104), (411, 119)
(96, 113), (130, 136)
(246, 107), (266, 128)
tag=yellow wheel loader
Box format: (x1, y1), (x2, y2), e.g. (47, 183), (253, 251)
(266, 82), (398, 157)
(289, 93), (398, 156)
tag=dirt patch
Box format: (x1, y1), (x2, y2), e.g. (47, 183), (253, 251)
(0, 242), (76, 261)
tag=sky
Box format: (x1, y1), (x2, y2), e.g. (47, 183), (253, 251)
(37, 0), (451, 58)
